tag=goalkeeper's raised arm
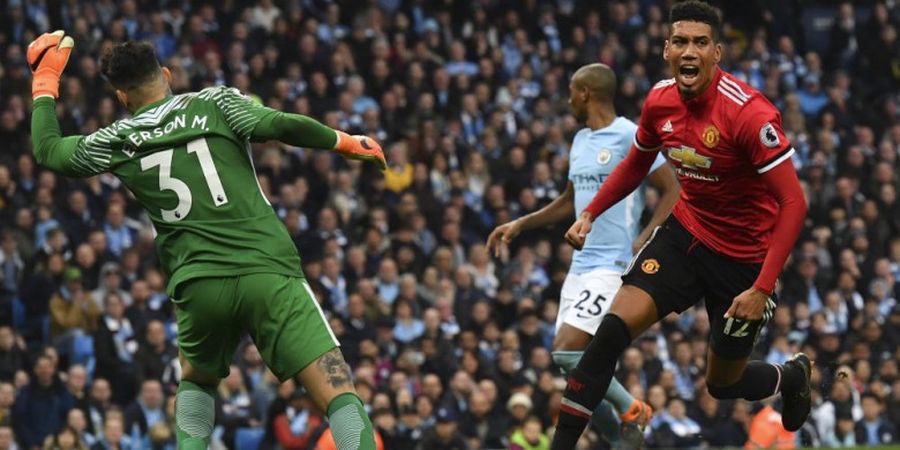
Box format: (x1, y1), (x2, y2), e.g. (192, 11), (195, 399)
(28, 31), (386, 178)
(28, 33), (384, 450)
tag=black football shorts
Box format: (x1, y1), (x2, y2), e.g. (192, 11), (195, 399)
(621, 215), (776, 359)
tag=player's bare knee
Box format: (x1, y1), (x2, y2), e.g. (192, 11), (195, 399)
(704, 366), (743, 390)
(705, 351), (747, 388)
(706, 375), (743, 399)
(553, 325), (591, 350)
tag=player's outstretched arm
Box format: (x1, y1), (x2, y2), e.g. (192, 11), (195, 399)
(487, 181), (574, 257)
(28, 31), (98, 177)
(249, 110), (386, 170)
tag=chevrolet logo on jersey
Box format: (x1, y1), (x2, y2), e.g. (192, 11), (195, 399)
(668, 146), (712, 169)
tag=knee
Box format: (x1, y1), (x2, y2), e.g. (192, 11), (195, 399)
(553, 327), (591, 351)
(706, 380), (739, 400)
(179, 354), (220, 386)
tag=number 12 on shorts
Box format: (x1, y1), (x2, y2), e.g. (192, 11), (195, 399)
(723, 317), (751, 337)
(575, 290), (606, 317)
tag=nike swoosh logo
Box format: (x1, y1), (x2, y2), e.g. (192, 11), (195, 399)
(360, 138), (372, 150)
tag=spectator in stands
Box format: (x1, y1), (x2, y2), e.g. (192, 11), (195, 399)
(93, 293), (137, 406)
(101, 204), (136, 259)
(91, 264), (131, 310)
(13, 354), (74, 449)
(132, 321), (175, 387)
(0, 233), (24, 326)
(647, 397), (701, 448)
(272, 388), (324, 450)
(0, 383), (12, 426)
(855, 392), (898, 445)
(459, 388), (506, 448)
(67, 408), (97, 448)
(0, 327), (26, 383)
(392, 298), (424, 344)
(745, 400), (795, 449)
(216, 366), (256, 449)
(0, 426), (17, 450)
(40, 426), (88, 450)
(509, 415), (549, 450)
(89, 417), (130, 450)
(49, 268), (100, 355)
(415, 407), (466, 450)
(59, 192), (96, 250)
(66, 365), (90, 418)
(86, 378), (113, 437)
(123, 380), (166, 442)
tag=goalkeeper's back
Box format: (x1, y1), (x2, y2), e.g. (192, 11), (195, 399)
(31, 40), (303, 296)
(32, 41), (385, 296)
(88, 86), (302, 294)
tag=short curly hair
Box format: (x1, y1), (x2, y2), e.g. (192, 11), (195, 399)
(669, 0), (721, 41)
(100, 41), (161, 91)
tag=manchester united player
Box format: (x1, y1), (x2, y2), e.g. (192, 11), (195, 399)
(550, 2), (811, 448)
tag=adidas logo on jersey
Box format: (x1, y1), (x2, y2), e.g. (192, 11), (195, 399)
(662, 120), (673, 133)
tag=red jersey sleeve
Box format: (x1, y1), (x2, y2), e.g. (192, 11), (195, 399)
(735, 97), (794, 173)
(634, 86), (665, 151)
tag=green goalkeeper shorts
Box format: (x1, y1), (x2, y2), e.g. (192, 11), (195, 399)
(172, 273), (339, 381)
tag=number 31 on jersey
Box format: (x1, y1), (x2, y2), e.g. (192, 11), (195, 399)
(140, 137), (229, 222)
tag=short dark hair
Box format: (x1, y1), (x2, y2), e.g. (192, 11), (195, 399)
(100, 41), (161, 91)
(669, 0), (721, 41)
(861, 391), (882, 404)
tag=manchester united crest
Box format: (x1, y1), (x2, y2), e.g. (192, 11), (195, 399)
(641, 258), (660, 274)
(702, 125), (720, 148)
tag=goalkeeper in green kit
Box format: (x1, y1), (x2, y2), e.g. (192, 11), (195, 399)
(29, 31), (383, 450)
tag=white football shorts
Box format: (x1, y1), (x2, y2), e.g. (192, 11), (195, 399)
(556, 268), (622, 335)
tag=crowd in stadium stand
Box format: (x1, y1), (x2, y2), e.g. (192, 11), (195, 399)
(0, 0), (898, 449)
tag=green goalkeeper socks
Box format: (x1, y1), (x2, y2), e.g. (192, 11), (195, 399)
(175, 380), (217, 450)
(327, 392), (376, 450)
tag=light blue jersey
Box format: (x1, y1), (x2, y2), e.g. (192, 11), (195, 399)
(569, 117), (666, 275)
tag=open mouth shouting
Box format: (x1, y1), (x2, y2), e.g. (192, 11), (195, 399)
(678, 64), (701, 86)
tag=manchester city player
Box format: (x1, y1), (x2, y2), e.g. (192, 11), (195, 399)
(488, 63), (679, 448)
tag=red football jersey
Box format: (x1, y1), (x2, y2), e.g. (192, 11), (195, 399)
(634, 68), (794, 263)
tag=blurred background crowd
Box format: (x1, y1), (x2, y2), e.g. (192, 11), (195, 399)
(0, 0), (898, 449)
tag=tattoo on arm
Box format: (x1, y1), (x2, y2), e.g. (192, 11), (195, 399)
(317, 348), (353, 388)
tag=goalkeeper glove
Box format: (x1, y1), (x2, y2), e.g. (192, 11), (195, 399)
(27, 30), (75, 100)
(334, 130), (387, 171)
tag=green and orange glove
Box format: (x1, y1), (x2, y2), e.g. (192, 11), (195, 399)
(334, 130), (387, 171)
(26, 30), (75, 100)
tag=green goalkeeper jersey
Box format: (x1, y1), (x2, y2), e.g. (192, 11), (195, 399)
(32, 86), (339, 296)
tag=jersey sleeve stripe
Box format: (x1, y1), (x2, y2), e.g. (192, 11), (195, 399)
(718, 82), (749, 101)
(633, 136), (661, 152)
(720, 77), (751, 99)
(757, 147), (795, 174)
(70, 152), (102, 175)
(717, 86), (747, 106)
